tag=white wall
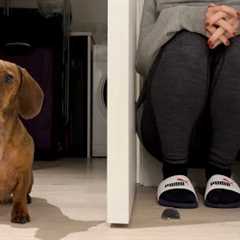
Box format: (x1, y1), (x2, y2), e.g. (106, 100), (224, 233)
(71, 0), (107, 29)
(71, 0), (107, 43)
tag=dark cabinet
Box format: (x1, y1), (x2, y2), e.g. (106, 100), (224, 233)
(67, 34), (93, 158)
(0, 8), (69, 160)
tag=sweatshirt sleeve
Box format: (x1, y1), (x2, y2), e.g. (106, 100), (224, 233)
(180, 4), (240, 36)
(135, 1), (209, 77)
(231, 5), (240, 35)
(135, 0), (157, 77)
(179, 5), (209, 36)
(136, 0), (181, 77)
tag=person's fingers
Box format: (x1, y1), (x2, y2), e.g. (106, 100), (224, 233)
(233, 19), (240, 32)
(220, 5), (238, 18)
(207, 27), (222, 48)
(207, 27), (222, 49)
(217, 19), (236, 36)
(208, 5), (238, 18)
(208, 28), (224, 45)
(212, 39), (222, 49)
(226, 17), (238, 37)
(207, 11), (228, 25)
(221, 16), (240, 37)
(206, 25), (230, 46)
(208, 27), (228, 46)
(232, 14), (240, 29)
(223, 18), (238, 39)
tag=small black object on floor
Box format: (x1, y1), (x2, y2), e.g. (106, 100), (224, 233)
(161, 208), (181, 220)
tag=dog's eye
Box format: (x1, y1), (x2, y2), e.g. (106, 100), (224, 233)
(4, 74), (13, 84)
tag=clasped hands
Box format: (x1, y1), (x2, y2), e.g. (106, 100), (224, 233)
(206, 3), (240, 49)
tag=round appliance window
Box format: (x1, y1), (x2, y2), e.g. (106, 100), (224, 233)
(97, 76), (107, 119)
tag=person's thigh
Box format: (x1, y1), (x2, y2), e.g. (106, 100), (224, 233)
(148, 30), (210, 104)
(140, 30), (210, 163)
(209, 35), (240, 169)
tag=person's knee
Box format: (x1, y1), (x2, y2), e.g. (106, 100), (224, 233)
(174, 30), (206, 43)
(162, 30), (208, 62)
(225, 36), (240, 69)
(229, 35), (240, 48)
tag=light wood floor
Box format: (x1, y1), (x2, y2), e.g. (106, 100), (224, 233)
(0, 159), (239, 240)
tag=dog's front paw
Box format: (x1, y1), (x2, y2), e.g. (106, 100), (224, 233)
(11, 203), (30, 224)
(11, 213), (30, 224)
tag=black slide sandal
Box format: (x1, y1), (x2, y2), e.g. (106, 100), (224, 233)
(157, 175), (198, 209)
(204, 174), (240, 208)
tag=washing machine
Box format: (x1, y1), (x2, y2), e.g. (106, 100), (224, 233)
(92, 44), (107, 157)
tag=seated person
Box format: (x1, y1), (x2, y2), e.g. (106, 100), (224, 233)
(136, 1), (240, 209)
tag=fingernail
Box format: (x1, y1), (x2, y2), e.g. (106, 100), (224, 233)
(209, 41), (214, 48)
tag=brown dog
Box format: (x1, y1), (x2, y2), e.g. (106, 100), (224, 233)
(0, 60), (44, 224)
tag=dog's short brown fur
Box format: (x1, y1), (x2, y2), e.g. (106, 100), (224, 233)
(0, 60), (44, 224)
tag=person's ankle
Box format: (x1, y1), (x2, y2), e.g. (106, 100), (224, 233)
(162, 162), (188, 179)
(206, 163), (232, 180)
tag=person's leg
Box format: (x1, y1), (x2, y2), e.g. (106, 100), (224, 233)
(140, 96), (163, 161)
(141, 30), (210, 207)
(209, 37), (240, 171)
(206, 36), (240, 207)
(141, 95), (188, 176)
(148, 30), (209, 172)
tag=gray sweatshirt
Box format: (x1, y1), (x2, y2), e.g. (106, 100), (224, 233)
(136, 0), (240, 77)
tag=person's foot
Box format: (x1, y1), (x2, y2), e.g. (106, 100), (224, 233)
(157, 163), (198, 208)
(205, 164), (240, 208)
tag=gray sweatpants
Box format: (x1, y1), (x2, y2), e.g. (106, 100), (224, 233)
(140, 30), (240, 170)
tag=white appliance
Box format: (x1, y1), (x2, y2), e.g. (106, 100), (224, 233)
(92, 44), (107, 157)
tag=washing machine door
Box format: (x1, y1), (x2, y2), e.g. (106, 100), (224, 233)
(96, 75), (107, 119)
(92, 72), (107, 157)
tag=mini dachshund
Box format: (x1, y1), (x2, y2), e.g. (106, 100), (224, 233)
(0, 60), (44, 224)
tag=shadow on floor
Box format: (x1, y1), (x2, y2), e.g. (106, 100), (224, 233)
(0, 197), (103, 240)
(130, 186), (240, 229)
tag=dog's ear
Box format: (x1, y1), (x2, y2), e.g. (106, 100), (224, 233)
(18, 67), (44, 120)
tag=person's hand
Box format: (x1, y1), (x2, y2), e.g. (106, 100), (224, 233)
(205, 3), (240, 49)
(206, 3), (239, 48)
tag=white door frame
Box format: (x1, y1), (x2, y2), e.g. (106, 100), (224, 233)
(107, 0), (137, 224)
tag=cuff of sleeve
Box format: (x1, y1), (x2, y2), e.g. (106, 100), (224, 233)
(231, 5), (240, 35)
(179, 5), (209, 37)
